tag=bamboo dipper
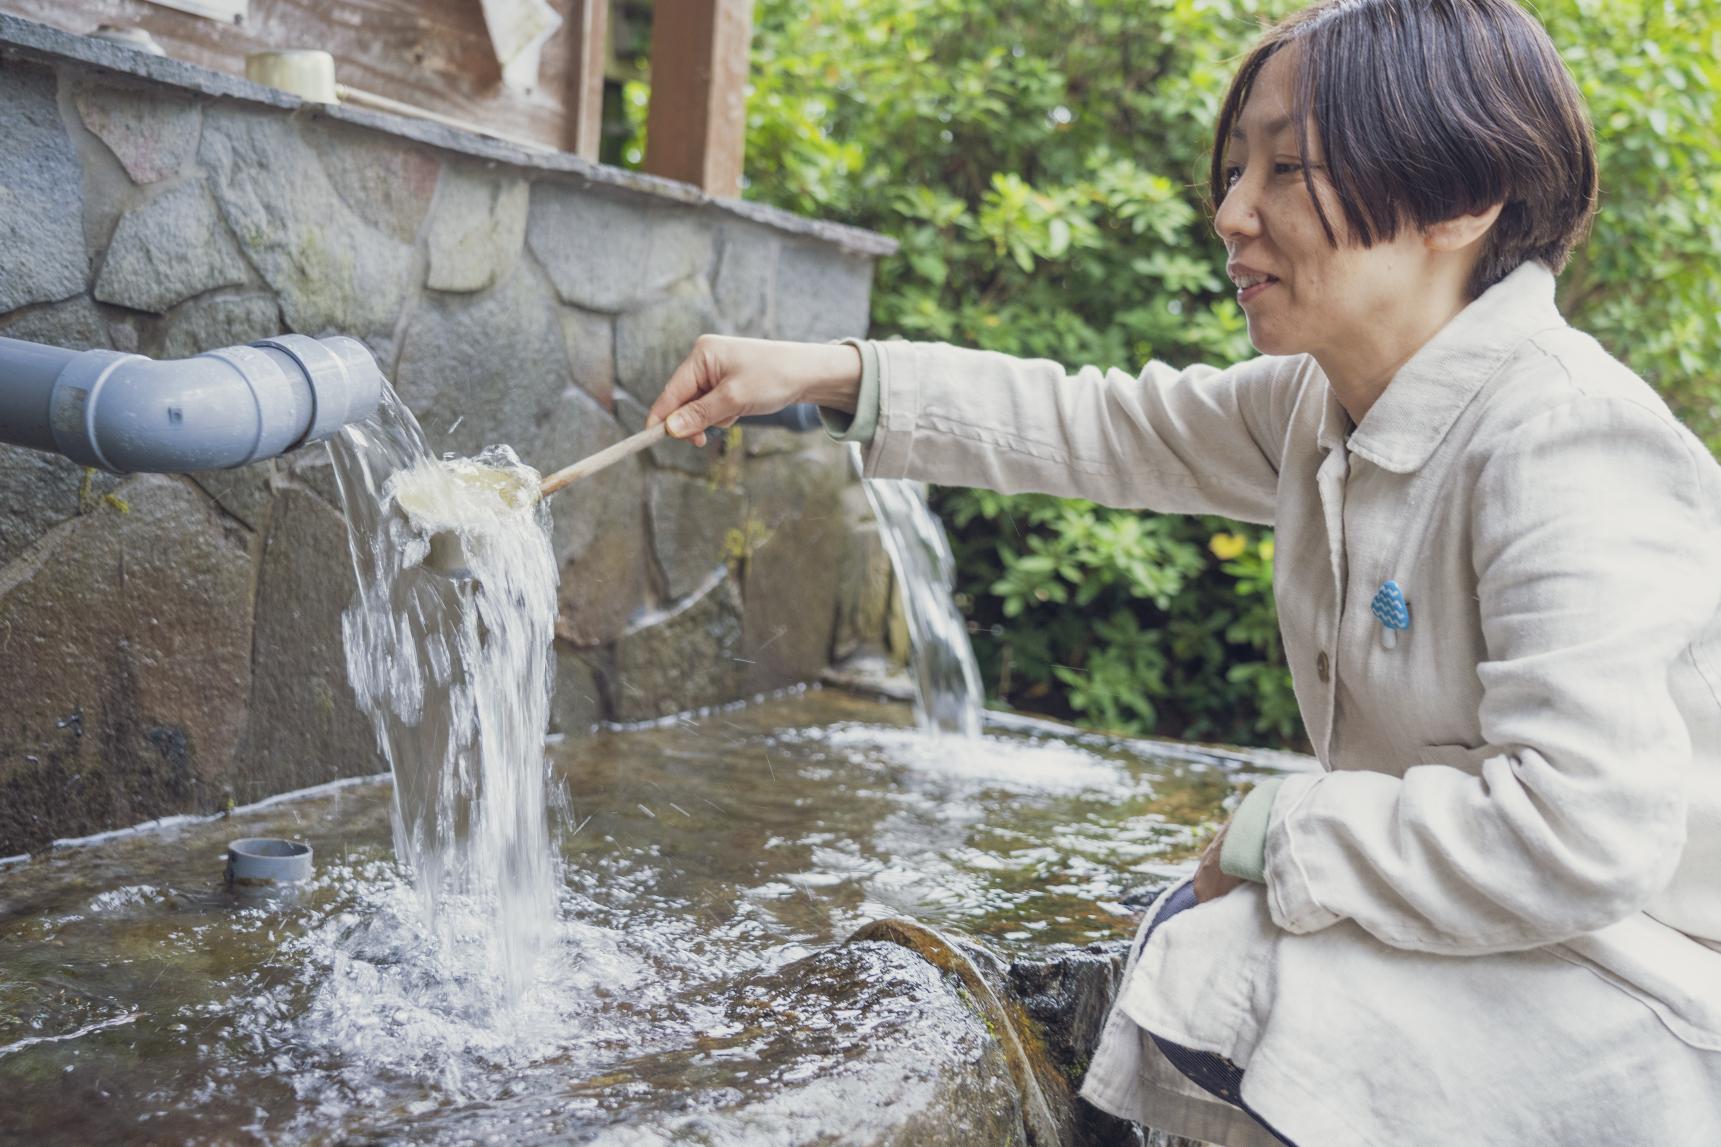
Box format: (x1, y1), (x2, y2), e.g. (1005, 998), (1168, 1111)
(539, 422), (668, 497)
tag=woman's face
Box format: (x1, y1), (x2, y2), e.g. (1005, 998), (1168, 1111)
(1213, 49), (1427, 359)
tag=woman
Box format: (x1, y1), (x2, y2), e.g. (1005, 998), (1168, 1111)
(648, 1), (1721, 1142)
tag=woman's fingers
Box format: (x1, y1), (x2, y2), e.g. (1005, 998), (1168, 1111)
(646, 340), (716, 431)
(648, 336), (749, 445)
(666, 391), (732, 441)
(646, 334), (816, 449)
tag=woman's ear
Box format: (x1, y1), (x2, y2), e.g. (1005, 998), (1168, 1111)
(1425, 201), (1506, 252)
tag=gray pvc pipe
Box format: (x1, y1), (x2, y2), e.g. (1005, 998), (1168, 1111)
(0, 337), (76, 454)
(225, 837), (314, 887)
(0, 333), (383, 473)
(738, 403), (824, 432)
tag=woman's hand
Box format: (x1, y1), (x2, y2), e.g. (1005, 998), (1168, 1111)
(1193, 821), (1246, 903)
(646, 335), (863, 447)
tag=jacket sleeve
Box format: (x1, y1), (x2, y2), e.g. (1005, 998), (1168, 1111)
(1261, 397), (1721, 955)
(858, 338), (1305, 523)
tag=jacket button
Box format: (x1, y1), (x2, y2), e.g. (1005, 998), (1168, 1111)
(1316, 650), (1330, 683)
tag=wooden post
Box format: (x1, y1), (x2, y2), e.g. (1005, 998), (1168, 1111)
(642, 0), (754, 196)
(563, 0), (610, 159)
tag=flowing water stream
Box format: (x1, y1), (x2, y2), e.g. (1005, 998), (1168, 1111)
(319, 386), (565, 1030)
(852, 447), (986, 737)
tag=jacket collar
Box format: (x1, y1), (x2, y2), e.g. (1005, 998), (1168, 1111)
(1326, 260), (1567, 472)
(1316, 381), (1353, 454)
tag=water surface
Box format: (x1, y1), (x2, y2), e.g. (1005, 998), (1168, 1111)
(0, 689), (1300, 1144)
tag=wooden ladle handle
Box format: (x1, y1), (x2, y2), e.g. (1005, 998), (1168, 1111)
(539, 422), (669, 497)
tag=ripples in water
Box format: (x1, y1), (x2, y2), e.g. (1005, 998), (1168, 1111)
(0, 690), (1308, 1143)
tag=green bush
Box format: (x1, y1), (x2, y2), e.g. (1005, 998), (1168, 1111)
(624, 0), (1719, 750)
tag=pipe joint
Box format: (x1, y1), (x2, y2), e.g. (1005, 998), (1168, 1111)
(0, 333), (383, 474)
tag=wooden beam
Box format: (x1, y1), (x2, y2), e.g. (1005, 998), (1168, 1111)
(641, 0), (753, 197)
(562, 0), (608, 159)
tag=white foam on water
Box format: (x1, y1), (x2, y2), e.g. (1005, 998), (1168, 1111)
(203, 860), (691, 1123)
(771, 722), (1133, 796)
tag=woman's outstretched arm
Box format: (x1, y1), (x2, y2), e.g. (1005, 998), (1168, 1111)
(855, 338), (1307, 522)
(649, 333), (1312, 523)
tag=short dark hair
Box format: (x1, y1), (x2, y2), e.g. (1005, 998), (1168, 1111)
(1210, 0), (1599, 298)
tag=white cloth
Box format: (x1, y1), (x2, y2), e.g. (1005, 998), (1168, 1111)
(856, 261), (1721, 1144)
(478, 0), (563, 92)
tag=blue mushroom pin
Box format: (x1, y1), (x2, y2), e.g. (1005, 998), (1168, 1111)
(1370, 579), (1410, 649)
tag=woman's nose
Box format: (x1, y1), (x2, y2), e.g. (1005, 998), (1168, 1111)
(1214, 180), (1262, 243)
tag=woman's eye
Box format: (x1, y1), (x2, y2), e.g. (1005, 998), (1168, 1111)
(1222, 165), (1242, 189)
(1274, 162), (1303, 175)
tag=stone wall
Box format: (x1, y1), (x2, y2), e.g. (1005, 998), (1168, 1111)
(0, 16), (903, 856)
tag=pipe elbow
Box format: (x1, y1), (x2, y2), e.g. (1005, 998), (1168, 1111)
(43, 334), (382, 473)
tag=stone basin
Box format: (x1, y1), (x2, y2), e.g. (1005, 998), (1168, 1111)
(0, 688), (1302, 1145)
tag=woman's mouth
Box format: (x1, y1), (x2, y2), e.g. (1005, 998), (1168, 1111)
(1237, 275), (1279, 304)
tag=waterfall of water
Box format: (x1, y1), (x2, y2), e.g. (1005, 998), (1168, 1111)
(326, 386), (561, 1005)
(851, 446), (985, 737)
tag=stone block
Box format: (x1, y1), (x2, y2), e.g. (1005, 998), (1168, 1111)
(1005, 941), (1149, 1147)
(608, 568), (742, 722)
(886, 573), (911, 665)
(550, 642), (609, 734)
(527, 183), (714, 313)
(0, 63), (89, 313)
(0, 294), (111, 350)
(199, 107), (413, 338)
(0, 444), (116, 569)
(160, 292), (283, 359)
(738, 445), (851, 694)
(231, 486), (380, 802)
(613, 280), (719, 406)
(425, 165), (529, 292)
(308, 121), (440, 244)
(1006, 942), (1127, 1089)
(559, 306), (615, 411)
(772, 240), (875, 343)
(0, 474), (255, 855)
(394, 260), (569, 466)
(831, 483), (894, 663)
(93, 178), (251, 314)
(541, 383), (630, 562)
(557, 508), (653, 648)
(188, 461), (275, 532)
(615, 392), (723, 478)
(712, 222), (776, 336)
(72, 79), (200, 184)
(646, 470), (745, 601)
(283, 446), (346, 510)
(553, 429), (652, 648)
(534, 371), (654, 649)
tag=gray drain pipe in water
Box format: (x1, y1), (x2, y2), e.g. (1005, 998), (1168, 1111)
(0, 333), (383, 472)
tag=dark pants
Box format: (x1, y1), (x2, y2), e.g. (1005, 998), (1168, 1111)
(1136, 882), (1299, 1146)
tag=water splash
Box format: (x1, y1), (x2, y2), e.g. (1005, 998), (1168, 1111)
(326, 386), (561, 1007)
(851, 446), (984, 736)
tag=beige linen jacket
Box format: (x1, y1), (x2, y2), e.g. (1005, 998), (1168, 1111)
(854, 260), (1721, 1139)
